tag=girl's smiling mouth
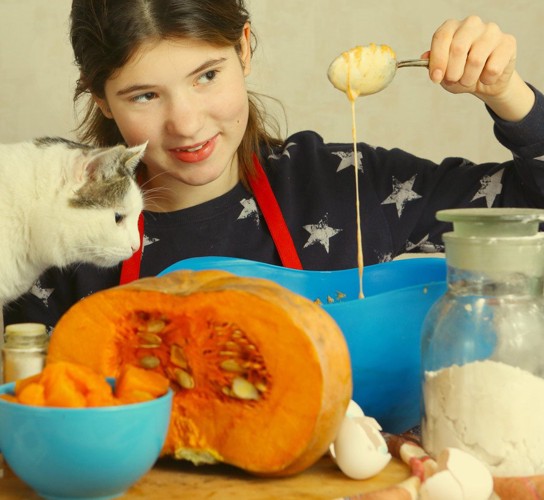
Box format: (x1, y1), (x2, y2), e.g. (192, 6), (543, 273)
(169, 134), (218, 163)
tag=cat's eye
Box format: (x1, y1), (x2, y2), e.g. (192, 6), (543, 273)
(115, 213), (125, 224)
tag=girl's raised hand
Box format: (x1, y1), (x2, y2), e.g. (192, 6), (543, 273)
(426, 16), (517, 100)
(425, 15), (535, 122)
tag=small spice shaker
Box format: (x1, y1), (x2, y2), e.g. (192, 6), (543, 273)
(1, 323), (48, 383)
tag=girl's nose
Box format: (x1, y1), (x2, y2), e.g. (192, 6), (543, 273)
(164, 95), (204, 137)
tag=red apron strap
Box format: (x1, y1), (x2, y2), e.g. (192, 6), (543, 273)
(119, 212), (144, 285)
(248, 154), (302, 269)
(119, 153), (302, 284)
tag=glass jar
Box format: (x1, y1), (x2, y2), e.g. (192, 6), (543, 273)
(421, 208), (544, 477)
(1, 323), (48, 383)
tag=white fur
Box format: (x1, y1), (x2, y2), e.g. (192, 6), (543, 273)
(0, 139), (146, 305)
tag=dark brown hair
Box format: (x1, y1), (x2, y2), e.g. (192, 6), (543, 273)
(70, 0), (283, 183)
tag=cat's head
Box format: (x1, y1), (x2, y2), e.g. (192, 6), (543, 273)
(58, 141), (147, 268)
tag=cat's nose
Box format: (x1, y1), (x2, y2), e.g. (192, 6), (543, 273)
(130, 235), (141, 254)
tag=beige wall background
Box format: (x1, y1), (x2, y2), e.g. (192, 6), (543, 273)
(1, 0), (542, 165)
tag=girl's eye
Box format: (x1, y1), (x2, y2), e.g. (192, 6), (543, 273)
(131, 92), (156, 103)
(115, 213), (125, 224)
(197, 70), (218, 85)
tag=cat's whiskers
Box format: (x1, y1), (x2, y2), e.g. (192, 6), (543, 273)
(142, 188), (175, 211)
(74, 245), (135, 267)
(137, 170), (167, 189)
(137, 170), (179, 211)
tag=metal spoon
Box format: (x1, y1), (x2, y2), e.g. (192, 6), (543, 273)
(327, 44), (429, 99)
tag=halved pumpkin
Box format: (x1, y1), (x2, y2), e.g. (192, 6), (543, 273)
(47, 270), (352, 476)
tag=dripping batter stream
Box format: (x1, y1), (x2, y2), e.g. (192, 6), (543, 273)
(347, 63), (364, 299)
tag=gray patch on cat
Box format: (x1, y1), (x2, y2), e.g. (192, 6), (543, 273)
(68, 142), (144, 209)
(33, 137), (93, 150)
(70, 175), (132, 209)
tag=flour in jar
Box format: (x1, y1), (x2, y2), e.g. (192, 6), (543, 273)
(422, 359), (544, 477)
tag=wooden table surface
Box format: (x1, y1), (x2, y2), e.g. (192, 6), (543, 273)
(1, 453), (411, 499)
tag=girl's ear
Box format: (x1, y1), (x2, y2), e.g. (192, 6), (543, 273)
(240, 22), (252, 77)
(93, 95), (114, 119)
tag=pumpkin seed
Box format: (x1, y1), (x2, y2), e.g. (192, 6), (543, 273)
(224, 341), (241, 350)
(255, 381), (267, 393)
(170, 344), (188, 369)
(219, 351), (238, 357)
(242, 361), (261, 370)
(219, 359), (244, 373)
(138, 332), (162, 347)
(147, 319), (166, 333)
(175, 369), (195, 389)
(231, 377), (259, 400)
(139, 355), (160, 369)
(212, 323), (230, 334)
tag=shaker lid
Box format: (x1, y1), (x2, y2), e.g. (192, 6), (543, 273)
(5, 323), (47, 337)
(437, 208), (544, 238)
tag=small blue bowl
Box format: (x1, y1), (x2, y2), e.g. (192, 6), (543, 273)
(0, 379), (173, 500)
(160, 257), (447, 433)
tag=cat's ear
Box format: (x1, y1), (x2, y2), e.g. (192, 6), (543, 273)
(81, 143), (145, 182)
(81, 145), (125, 181)
(122, 142), (148, 173)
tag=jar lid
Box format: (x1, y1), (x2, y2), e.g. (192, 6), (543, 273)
(438, 208), (544, 275)
(5, 323), (47, 337)
(437, 208), (544, 238)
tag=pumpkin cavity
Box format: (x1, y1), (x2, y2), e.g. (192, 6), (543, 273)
(115, 310), (271, 406)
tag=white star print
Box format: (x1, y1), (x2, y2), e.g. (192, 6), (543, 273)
(406, 235), (430, 252)
(406, 235), (444, 253)
(238, 197), (260, 225)
(471, 169), (504, 207)
(332, 150), (363, 173)
(143, 234), (160, 253)
(303, 215), (342, 253)
(534, 154), (544, 162)
(381, 175), (422, 217)
(268, 142), (296, 161)
(378, 253), (393, 263)
(421, 241), (444, 253)
(30, 280), (54, 306)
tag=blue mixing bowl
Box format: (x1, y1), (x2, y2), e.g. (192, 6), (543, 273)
(0, 379), (173, 500)
(159, 257), (447, 433)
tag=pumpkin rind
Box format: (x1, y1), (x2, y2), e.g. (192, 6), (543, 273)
(47, 270), (352, 475)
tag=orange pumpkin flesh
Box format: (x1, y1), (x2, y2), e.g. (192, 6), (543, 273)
(47, 270), (353, 476)
(1, 361), (169, 407)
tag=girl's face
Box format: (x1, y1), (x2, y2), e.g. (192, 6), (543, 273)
(95, 26), (251, 210)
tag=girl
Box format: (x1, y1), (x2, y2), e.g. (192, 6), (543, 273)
(5, 0), (544, 329)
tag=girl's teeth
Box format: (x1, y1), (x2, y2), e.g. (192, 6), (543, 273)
(179, 144), (204, 152)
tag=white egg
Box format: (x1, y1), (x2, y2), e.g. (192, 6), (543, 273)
(438, 448), (493, 499)
(331, 415), (391, 479)
(420, 470), (464, 500)
(329, 401), (378, 461)
(346, 400), (365, 419)
(420, 448), (493, 500)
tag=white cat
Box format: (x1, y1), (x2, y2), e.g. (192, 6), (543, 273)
(0, 137), (146, 305)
